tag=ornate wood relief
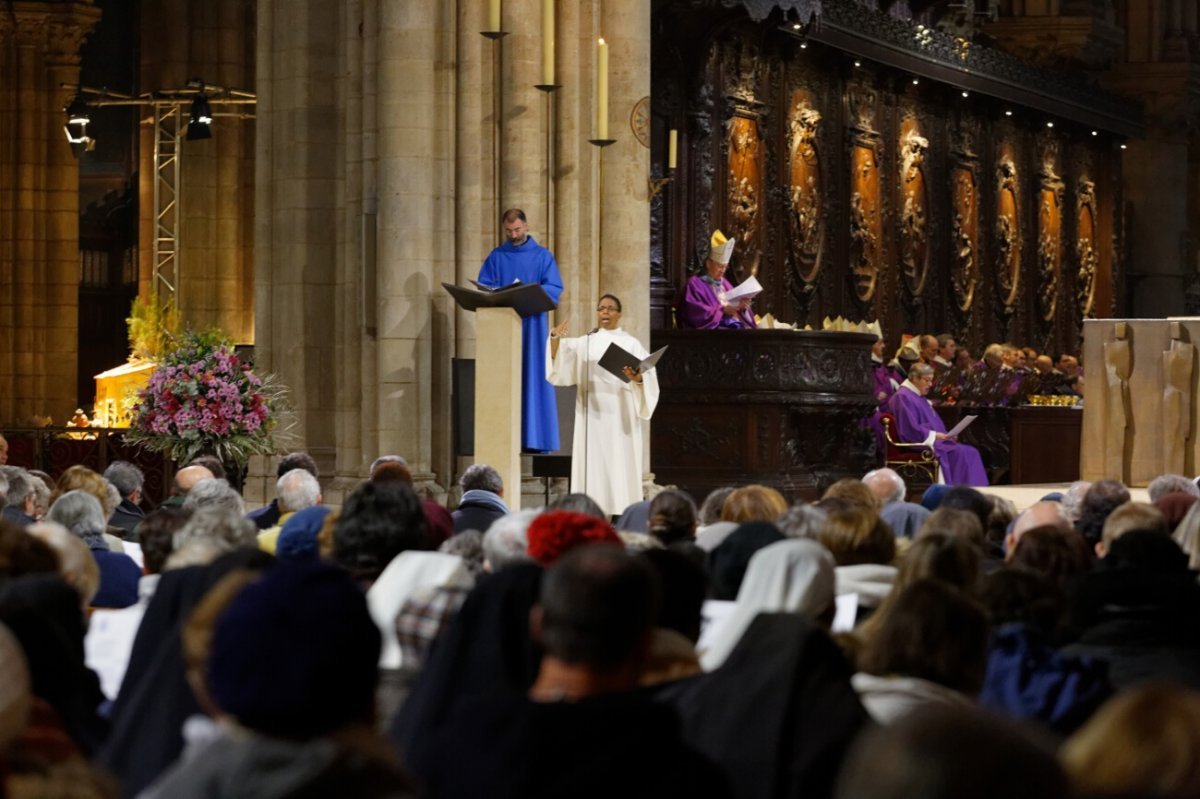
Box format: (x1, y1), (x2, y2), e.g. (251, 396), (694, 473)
(898, 122), (930, 299)
(994, 151), (1021, 313)
(726, 113), (763, 281)
(1076, 176), (1097, 318)
(1036, 139), (1064, 324)
(848, 85), (881, 303)
(786, 92), (823, 290)
(950, 117), (980, 315)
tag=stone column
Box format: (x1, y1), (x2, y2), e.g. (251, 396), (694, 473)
(139, 0), (254, 342)
(0, 3), (99, 425)
(373, 0), (448, 493)
(597, 0), (654, 485)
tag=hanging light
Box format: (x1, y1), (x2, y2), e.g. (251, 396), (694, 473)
(186, 93), (213, 140)
(63, 95), (94, 150)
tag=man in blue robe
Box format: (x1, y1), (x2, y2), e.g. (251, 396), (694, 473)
(886, 362), (989, 486)
(477, 209), (564, 452)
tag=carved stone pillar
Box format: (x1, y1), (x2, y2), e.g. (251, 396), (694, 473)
(0, 2), (100, 425)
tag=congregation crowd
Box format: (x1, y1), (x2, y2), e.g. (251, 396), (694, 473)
(0, 428), (1199, 798)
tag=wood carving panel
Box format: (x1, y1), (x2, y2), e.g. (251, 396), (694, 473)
(995, 150), (1021, 313)
(726, 114), (763, 283)
(1077, 176), (1097, 318)
(786, 91), (823, 288)
(848, 86), (881, 303)
(951, 167), (978, 312)
(899, 121), (930, 299)
(1037, 140), (1065, 324)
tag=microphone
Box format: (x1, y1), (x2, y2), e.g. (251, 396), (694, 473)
(587, 327), (600, 335)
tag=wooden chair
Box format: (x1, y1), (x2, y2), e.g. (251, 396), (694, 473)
(880, 412), (940, 486)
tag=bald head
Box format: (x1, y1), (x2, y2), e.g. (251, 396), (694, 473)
(863, 468), (906, 505)
(1006, 501), (1070, 559)
(174, 464), (215, 495)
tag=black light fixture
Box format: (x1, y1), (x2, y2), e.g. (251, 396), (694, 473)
(63, 95), (94, 151)
(186, 93), (213, 141)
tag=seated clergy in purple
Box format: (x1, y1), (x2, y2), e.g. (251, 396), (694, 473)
(676, 230), (757, 330)
(886, 362), (989, 486)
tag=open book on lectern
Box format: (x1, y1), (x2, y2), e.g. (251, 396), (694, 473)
(442, 281), (557, 317)
(598, 343), (668, 384)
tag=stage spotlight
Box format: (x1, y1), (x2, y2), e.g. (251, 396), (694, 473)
(186, 94), (213, 140)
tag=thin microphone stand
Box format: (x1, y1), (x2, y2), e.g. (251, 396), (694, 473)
(582, 327), (599, 498)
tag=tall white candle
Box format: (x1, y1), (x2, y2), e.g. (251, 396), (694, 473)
(542, 0), (555, 85)
(596, 38), (609, 139)
(668, 128), (677, 169)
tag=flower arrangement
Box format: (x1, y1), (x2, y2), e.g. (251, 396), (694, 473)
(125, 330), (289, 466)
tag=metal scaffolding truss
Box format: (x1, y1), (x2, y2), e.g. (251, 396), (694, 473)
(152, 103), (182, 311)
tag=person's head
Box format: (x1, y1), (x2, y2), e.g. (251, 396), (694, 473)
(835, 706), (1068, 799)
(1, 469), (35, 518)
(705, 229), (735, 280)
(502, 207), (529, 245)
(459, 463), (503, 497)
(526, 510), (620, 566)
(45, 490), (107, 536)
(333, 481), (428, 584)
(822, 478), (881, 512)
(954, 346), (973, 368)
(1000, 343), (1021, 368)
(26, 522), (99, 609)
(983, 343), (1004, 369)
(546, 493), (606, 519)
(775, 502), (828, 540)
(275, 469), (321, 515)
(640, 548), (708, 643)
(710, 521), (785, 599)
(1148, 474), (1199, 505)
(980, 568), (1066, 639)
(698, 486), (736, 526)
(1005, 500), (1070, 557)
(918, 508), (986, 554)
(183, 478), (245, 516)
(533, 545), (660, 691)
(368, 454), (407, 474)
(857, 579), (989, 696)
(1061, 682), (1200, 799)
(370, 460), (414, 485)
(1057, 353), (1079, 375)
(1098, 501), (1168, 558)
(937, 486), (992, 532)
(169, 506), (257, 569)
(907, 362), (935, 395)
(647, 488), (697, 546)
(1174, 499), (1200, 570)
(1061, 480), (1092, 523)
(936, 334), (956, 362)
(818, 506), (895, 566)
(102, 461), (144, 503)
(918, 335), (938, 362)
(187, 455), (226, 482)
(596, 294), (623, 331)
(0, 520), (60, 578)
(173, 464), (215, 496)
(482, 508), (537, 572)
(135, 507), (193, 574)
(721, 484), (788, 523)
(276, 451), (319, 481)
(205, 560), (382, 738)
(863, 468), (906, 505)
(1156, 492), (1199, 531)
(1009, 525), (1092, 584)
(984, 495), (1017, 549)
(871, 335), (886, 359)
(896, 532), (981, 596)
(1033, 355), (1054, 374)
(738, 538), (837, 626)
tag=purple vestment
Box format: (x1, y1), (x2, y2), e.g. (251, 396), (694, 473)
(478, 235), (564, 452)
(676, 275), (757, 330)
(886, 386), (988, 486)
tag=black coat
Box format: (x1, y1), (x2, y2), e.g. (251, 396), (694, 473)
(450, 501), (506, 535)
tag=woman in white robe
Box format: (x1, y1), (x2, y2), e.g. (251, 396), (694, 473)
(546, 294), (660, 517)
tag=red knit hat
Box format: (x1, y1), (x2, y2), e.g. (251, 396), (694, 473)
(526, 510), (620, 565)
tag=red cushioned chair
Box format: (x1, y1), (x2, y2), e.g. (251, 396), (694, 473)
(880, 412), (940, 486)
